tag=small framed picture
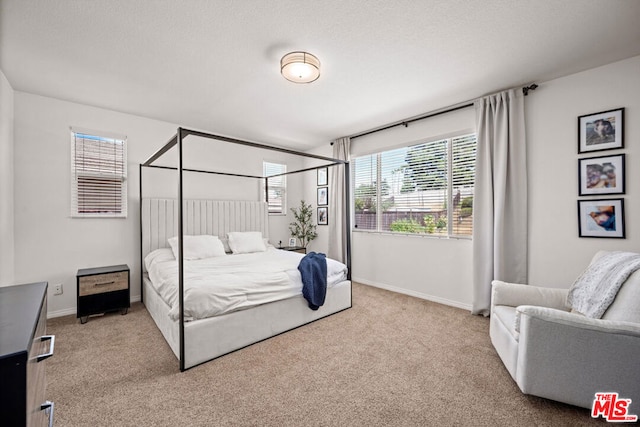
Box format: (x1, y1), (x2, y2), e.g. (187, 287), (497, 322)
(578, 154), (625, 196)
(288, 237), (297, 247)
(317, 207), (328, 225)
(577, 199), (625, 238)
(578, 108), (624, 153)
(317, 187), (328, 206)
(317, 167), (328, 186)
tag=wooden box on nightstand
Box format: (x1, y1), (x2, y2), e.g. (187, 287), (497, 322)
(77, 264), (130, 324)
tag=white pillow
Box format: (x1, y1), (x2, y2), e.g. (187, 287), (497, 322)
(167, 235), (226, 260)
(227, 231), (266, 254)
(144, 248), (175, 271)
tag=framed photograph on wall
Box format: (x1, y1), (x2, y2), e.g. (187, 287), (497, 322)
(577, 199), (625, 238)
(578, 154), (625, 196)
(317, 167), (328, 186)
(317, 187), (328, 206)
(317, 207), (328, 225)
(578, 107), (624, 153)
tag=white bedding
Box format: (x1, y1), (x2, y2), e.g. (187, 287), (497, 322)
(145, 247), (348, 321)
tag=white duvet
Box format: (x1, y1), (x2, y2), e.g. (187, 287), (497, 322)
(145, 247), (348, 321)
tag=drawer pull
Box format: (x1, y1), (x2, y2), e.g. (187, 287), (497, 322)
(95, 281), (115, 286)
(36, 335), (55, 362)
(41, 401), (55, 427)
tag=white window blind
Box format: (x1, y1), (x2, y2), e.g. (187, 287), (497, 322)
(71, 130), (127, 218)
(352, 133), (476, 237)
(263, 161), (286, 214)
(450, 134), (476, 236)
(352, 154), (378, 230)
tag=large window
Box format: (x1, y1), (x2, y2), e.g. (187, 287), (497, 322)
(352, 133), (476, 237)
(71, 129), (127, 218)
(263, 161), (286, 214)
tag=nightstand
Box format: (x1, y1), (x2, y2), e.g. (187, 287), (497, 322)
(77, 264), (130, 324)
(279, 246), (307, 254)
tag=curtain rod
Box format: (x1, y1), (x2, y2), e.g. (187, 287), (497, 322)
(342, 83), (538, 142)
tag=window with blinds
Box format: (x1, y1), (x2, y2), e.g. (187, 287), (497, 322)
(352, 133), (476, 237)
(263, 161), (287, 214)
(71, 130), (127, 218)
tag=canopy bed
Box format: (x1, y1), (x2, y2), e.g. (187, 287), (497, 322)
(140, 128), (351, 371)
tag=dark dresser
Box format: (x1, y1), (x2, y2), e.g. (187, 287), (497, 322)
(0, 282), (55, 426)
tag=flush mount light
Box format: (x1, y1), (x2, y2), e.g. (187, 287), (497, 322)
(280, 51), (320, 83)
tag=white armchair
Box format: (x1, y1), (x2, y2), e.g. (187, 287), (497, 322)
(489, 251), (640, 409)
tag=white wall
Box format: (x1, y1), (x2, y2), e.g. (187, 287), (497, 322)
(0, 70), (15, 286)
(11, 55), (639, 316)
(345, 107), (477, 308)
(13, 93), (301, 316)
(527, 55), (640, 286)
(13, 93), (178, 315)
(342, 55), (640, 309)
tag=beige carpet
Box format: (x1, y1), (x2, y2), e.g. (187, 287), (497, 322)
(46, 283), (600, 426)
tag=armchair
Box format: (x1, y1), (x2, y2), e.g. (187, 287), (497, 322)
(489, 251), (640, 409)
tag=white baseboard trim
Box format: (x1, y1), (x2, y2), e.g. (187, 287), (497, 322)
(47, 307), (76, 319)
(353, 277), (472, 311)
(47, 294), (142, 319)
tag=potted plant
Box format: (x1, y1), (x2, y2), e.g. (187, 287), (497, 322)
(289, 200), (318, 248)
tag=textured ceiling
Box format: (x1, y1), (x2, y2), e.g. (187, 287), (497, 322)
(1, 0), (639, 150)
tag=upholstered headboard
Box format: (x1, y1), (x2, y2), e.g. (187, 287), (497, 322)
(141, 199), (269, 261)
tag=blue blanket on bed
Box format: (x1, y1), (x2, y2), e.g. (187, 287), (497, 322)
(298, 252), (327, 310)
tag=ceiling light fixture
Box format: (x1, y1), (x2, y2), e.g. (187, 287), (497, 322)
(280, 51), (320, 83)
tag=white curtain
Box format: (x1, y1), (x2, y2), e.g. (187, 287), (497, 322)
(328, 137), (350, 262)
(472, 89), (528, 316)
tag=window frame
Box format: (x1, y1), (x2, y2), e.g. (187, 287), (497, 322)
(70, 128), (128, 218)
(351, 133), (476, 239)
(263, 161), (287, 215)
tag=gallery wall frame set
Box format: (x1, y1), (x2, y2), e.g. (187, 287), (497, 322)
(316, 167), (328, 225)
(576, 107), (626, 239)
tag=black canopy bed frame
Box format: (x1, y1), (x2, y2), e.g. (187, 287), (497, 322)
(140, 127), (352, 371)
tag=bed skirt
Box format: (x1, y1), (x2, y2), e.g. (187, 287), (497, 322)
(143, 274), (352, 369)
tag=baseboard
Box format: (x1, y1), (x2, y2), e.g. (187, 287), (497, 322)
(47, 307), (76, 319)
(353, 277), (472, 311)
(47, 294), (142, 319)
